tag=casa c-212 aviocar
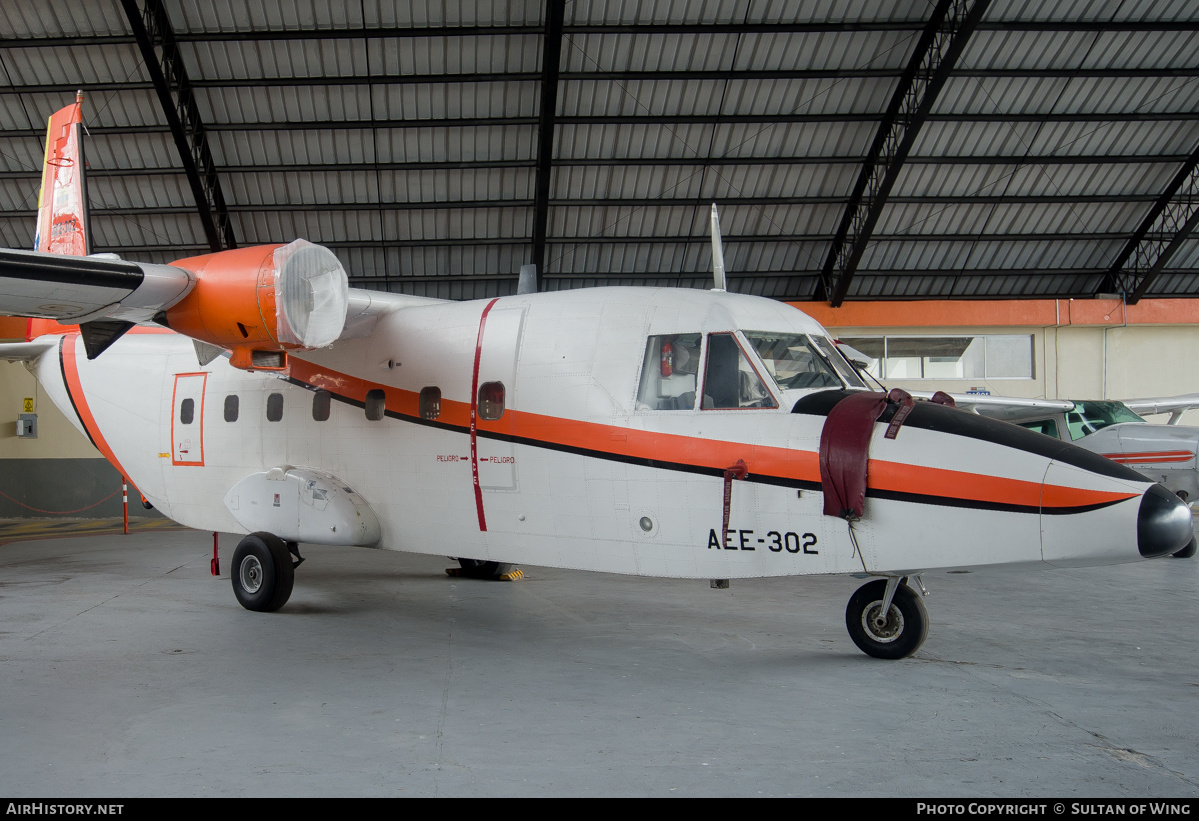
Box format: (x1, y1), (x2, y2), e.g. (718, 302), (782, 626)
(0, 94), (1190, 659)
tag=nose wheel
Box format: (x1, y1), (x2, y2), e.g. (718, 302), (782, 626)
(845, 578), (928, 659)
(231, 532), (295, 612)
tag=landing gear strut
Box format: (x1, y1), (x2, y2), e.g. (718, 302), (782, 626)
(845, 578), (929, 659)
(231, 532), (295, 612)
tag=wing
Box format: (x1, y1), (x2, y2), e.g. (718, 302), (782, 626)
(0, 247), (193, 325)
(908, 390), (1074, 418)
(1123, 394), (1199, 424)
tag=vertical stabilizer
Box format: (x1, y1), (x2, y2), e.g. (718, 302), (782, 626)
(34, 91), (90, 257)
(27, 93), (92, 342)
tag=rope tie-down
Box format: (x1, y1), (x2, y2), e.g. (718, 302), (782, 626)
(720, 458), (750, 545)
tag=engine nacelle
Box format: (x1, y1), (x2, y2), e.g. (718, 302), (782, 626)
(163, 239), (349, 370)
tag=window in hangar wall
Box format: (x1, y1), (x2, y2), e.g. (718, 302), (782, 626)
(838, 335), (1034, 380)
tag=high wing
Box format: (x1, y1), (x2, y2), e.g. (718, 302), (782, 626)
(0, 246), (434, 359)
(907, 390), (1074, 419)
(0, 246), (193, 325)
(908, 390), (1199, 426)
(1122, 394), (1199, 424)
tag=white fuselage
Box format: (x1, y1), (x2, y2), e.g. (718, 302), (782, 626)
(31, 287), (1160, 578)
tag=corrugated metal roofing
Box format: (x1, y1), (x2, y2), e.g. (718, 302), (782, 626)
(2, 0), (1199, 301)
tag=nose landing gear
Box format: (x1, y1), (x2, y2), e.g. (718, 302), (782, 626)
(845, 577), (929, 659)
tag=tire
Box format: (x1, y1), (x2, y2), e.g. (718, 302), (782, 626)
(845, 579), (929, 660)
(231, 532), (295, 612)
(1172, 538), (1196, 558)
(457, 558), (511, 581)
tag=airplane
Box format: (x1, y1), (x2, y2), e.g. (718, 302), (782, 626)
(0, 95), (1192, 660)
(921, 392), (1199, 558)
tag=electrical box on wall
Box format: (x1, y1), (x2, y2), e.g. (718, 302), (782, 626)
(16, 413), (37, 438)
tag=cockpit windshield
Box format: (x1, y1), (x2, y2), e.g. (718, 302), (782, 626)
(1065, 401), (1144, 440)
(743, 333), (864, 391)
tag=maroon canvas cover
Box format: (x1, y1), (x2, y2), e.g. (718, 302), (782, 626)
(818, 391), (890, 519)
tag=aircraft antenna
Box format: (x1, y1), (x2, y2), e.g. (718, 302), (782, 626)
(710, 202), (726, 292)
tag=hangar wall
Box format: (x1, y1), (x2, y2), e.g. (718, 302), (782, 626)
(0, 319), (156, 519)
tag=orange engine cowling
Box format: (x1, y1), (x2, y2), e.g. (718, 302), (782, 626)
(163, 239), (349, 370)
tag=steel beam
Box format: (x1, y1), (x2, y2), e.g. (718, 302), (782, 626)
(528, 0), (566, 289)
(1098, 141), (1199, 303)
(6, 20), (1199, 49)
(818, 0), (993, 306)
(119, 0), (235, 252)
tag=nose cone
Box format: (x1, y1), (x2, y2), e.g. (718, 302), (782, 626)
(1138, 484), (1193, 558)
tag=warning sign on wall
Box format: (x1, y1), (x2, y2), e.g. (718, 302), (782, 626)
(22, 397), (33, 413)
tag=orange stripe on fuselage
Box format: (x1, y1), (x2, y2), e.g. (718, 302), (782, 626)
(60, 333), (131, 478)
(288, 357), (1137, 512)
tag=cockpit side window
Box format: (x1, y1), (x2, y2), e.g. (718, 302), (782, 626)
(702, 333), (777, 409)
(636, 334), (702, 410)
(743, 332), (846, 391)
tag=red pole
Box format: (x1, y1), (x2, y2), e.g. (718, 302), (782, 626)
(122, 478), (128, 534)
(211, 532), (220, 576)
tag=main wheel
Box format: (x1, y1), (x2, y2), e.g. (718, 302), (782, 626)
(231, 532), (295, 612)
(1172, 537), (1196, 558)
(845, 579), (929, 660)
(457, 558), (511, 580)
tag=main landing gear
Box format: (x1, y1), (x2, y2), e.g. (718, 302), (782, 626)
(231, 532), (304, 612)
(845, 577), (929, 660)
(453, 558), (514, 581)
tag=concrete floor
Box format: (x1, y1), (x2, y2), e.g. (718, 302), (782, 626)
(0, 525), (1196, 797)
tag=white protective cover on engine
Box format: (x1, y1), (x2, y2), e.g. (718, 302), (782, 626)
(273, 240), (349, 349)
(223, 466), (381, 546)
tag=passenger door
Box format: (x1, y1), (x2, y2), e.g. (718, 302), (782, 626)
(170, 372), (207, 466)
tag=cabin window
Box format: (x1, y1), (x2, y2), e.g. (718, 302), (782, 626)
(702, 333), (776, 409)
(1018, 418), (1060, 439)
(224, 394), (239, 422)
(179, 398), (195, 425)
(420, 387), (441, 420)
(266, 393), (283, 422)
(636, 333), (701, 410)
(478, 382), (505, 420)
(365, 389), (386, 421)
(312, 390), (331, 422)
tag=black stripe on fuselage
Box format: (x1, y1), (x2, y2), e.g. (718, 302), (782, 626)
(791, 389), (1148, 483)
(57, 336), (99, 450)
(281, 376), (1129, 516)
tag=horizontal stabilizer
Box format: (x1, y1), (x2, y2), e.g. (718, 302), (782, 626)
(0, 338), (56, 362)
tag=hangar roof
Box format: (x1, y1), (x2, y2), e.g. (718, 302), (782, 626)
(2, 0), (1199, 304)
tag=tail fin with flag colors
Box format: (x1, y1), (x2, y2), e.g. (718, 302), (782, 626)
(34, 91), (89, 257)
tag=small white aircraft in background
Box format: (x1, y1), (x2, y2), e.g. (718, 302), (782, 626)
(0, 96), (1191, 659)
